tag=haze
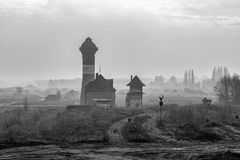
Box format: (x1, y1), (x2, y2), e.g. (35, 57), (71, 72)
(0, 0), (240, 83)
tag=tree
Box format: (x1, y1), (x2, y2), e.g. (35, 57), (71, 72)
(183, 69), (195, 87)
(212, 66), (230, 83)
(191, 70), (195, 84)
(214, 75), (232, 104)
(211, 67), (216, 82)
(188, 70), (192, 85)
(168, 76), (177, 85)
(231, 74), (240, 104)
(154, 75), (164, 84)
(215, 74), (240, 105)
(183, 70), (188, 86)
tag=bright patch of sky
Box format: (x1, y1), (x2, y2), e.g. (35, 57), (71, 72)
(0, 0), (239, 83)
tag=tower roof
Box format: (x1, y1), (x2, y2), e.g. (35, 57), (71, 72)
(79, 37), (98, 54)
(85, 74), (116, 91)
(127, 76), (145, 87)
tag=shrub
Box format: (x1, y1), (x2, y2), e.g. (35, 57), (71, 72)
(0, 106), (143, 145)
(174, 123), (222, 142)
(122, 115), (152, 142)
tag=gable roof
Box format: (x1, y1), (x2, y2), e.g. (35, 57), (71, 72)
(85, 74), (116, 91)
(127, 76), (145, 87)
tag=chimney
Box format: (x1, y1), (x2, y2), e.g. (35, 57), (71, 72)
(131, 75), (133, 81)
(96, 73), (99, 78)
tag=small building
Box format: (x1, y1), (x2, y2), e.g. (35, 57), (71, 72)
(45, 91), (61, 101)
(85, 74), (116, 107)
(16, 87), (23, 95)
(125, 75), (145, 108)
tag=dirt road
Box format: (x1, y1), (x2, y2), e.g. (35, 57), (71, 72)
(1, 143), (240, 160)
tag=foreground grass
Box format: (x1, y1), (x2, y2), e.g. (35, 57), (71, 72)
(1, 104), (240, 149)
(0, 106), (142, 147)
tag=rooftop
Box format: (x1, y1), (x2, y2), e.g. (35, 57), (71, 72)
(85, 74), (116, 91)
(79, 37), (98, 54)
(127, 76), (145, 87)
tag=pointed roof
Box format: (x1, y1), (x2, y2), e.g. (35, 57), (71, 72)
(85, 74), (116, 91)
(79, 37), (98, 54)
(127, 76), (145, 87)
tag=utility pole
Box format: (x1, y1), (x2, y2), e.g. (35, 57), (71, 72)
(159, 96), (164, 125)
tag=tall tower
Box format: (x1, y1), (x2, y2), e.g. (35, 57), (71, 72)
(125, 75), (145, 108)
(79, 37), (98, 105)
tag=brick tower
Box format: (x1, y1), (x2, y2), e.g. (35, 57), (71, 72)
(79, 37), (98, 105)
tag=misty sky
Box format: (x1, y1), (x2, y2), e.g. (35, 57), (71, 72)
(0, 0), (240, 83)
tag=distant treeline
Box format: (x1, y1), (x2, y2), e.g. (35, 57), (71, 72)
(215, 74), (240, 105)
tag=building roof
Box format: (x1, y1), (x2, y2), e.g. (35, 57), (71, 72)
(127, 76), (145, 87)
(85, 74), (116, 91)
(79, 37), (98, 54)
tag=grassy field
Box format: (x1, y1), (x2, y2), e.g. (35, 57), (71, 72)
(0, 105), (142, 148)
(1, 103), (240, 147)
(1, 104), (240, 159)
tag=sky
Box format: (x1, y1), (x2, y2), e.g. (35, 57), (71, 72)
(0, 0), (240, 83)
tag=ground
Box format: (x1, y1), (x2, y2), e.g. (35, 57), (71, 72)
(1, 105), (240, 159)
(1, 143), (240, 159)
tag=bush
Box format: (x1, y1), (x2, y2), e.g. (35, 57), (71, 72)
(166, 104), (240, 127)
(0, 106), (142, 146)
(122, 115), (152, 142)
(0, 108), (59, 145)
(174, 123), (222, 142)
(46, 107), (142, 144)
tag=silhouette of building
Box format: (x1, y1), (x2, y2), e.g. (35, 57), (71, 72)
(125, 75), (145, 108)
(16, 87), (23, 95)
(79, 37), (98, 105)
(84, 73), (116, 107)
(45, 91), (61, 101)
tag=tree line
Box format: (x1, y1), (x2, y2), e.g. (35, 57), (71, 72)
(215, 74), (240, 105)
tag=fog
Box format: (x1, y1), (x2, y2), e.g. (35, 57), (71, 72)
(0, 0), (240, 83)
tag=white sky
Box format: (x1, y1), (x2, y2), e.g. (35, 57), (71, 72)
(0, 0), (240, 82)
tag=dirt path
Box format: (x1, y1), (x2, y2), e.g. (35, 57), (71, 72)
(142, 113), (177, 143)
(1, 143), (240, 160)
(107, 110), (169, 144)
(107, 116), (127, 144)
(107, 112), (150, 144)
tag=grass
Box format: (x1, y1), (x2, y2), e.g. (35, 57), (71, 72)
(1, 103), (240, 147)
(0, 106), (142, 147)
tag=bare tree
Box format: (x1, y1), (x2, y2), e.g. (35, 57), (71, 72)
(155, 75), (164, 84)
(183, 70), (188, 86)
(214, 75), (232, 104)
(231, 74), (240, 104)
(215, 73), (240, 105)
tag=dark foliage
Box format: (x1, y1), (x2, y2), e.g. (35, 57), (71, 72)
(0, 106), (142, 147)
(122, 115), (152, 142)
(190, 151), (240, 160)
(174, 123), (222, 142)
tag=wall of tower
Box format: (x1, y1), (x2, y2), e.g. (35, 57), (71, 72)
(79, 37), (98, 105)
(125, 92), (143, 108)
(80, 66), (95, 104)
(80, 53), (95, 105)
